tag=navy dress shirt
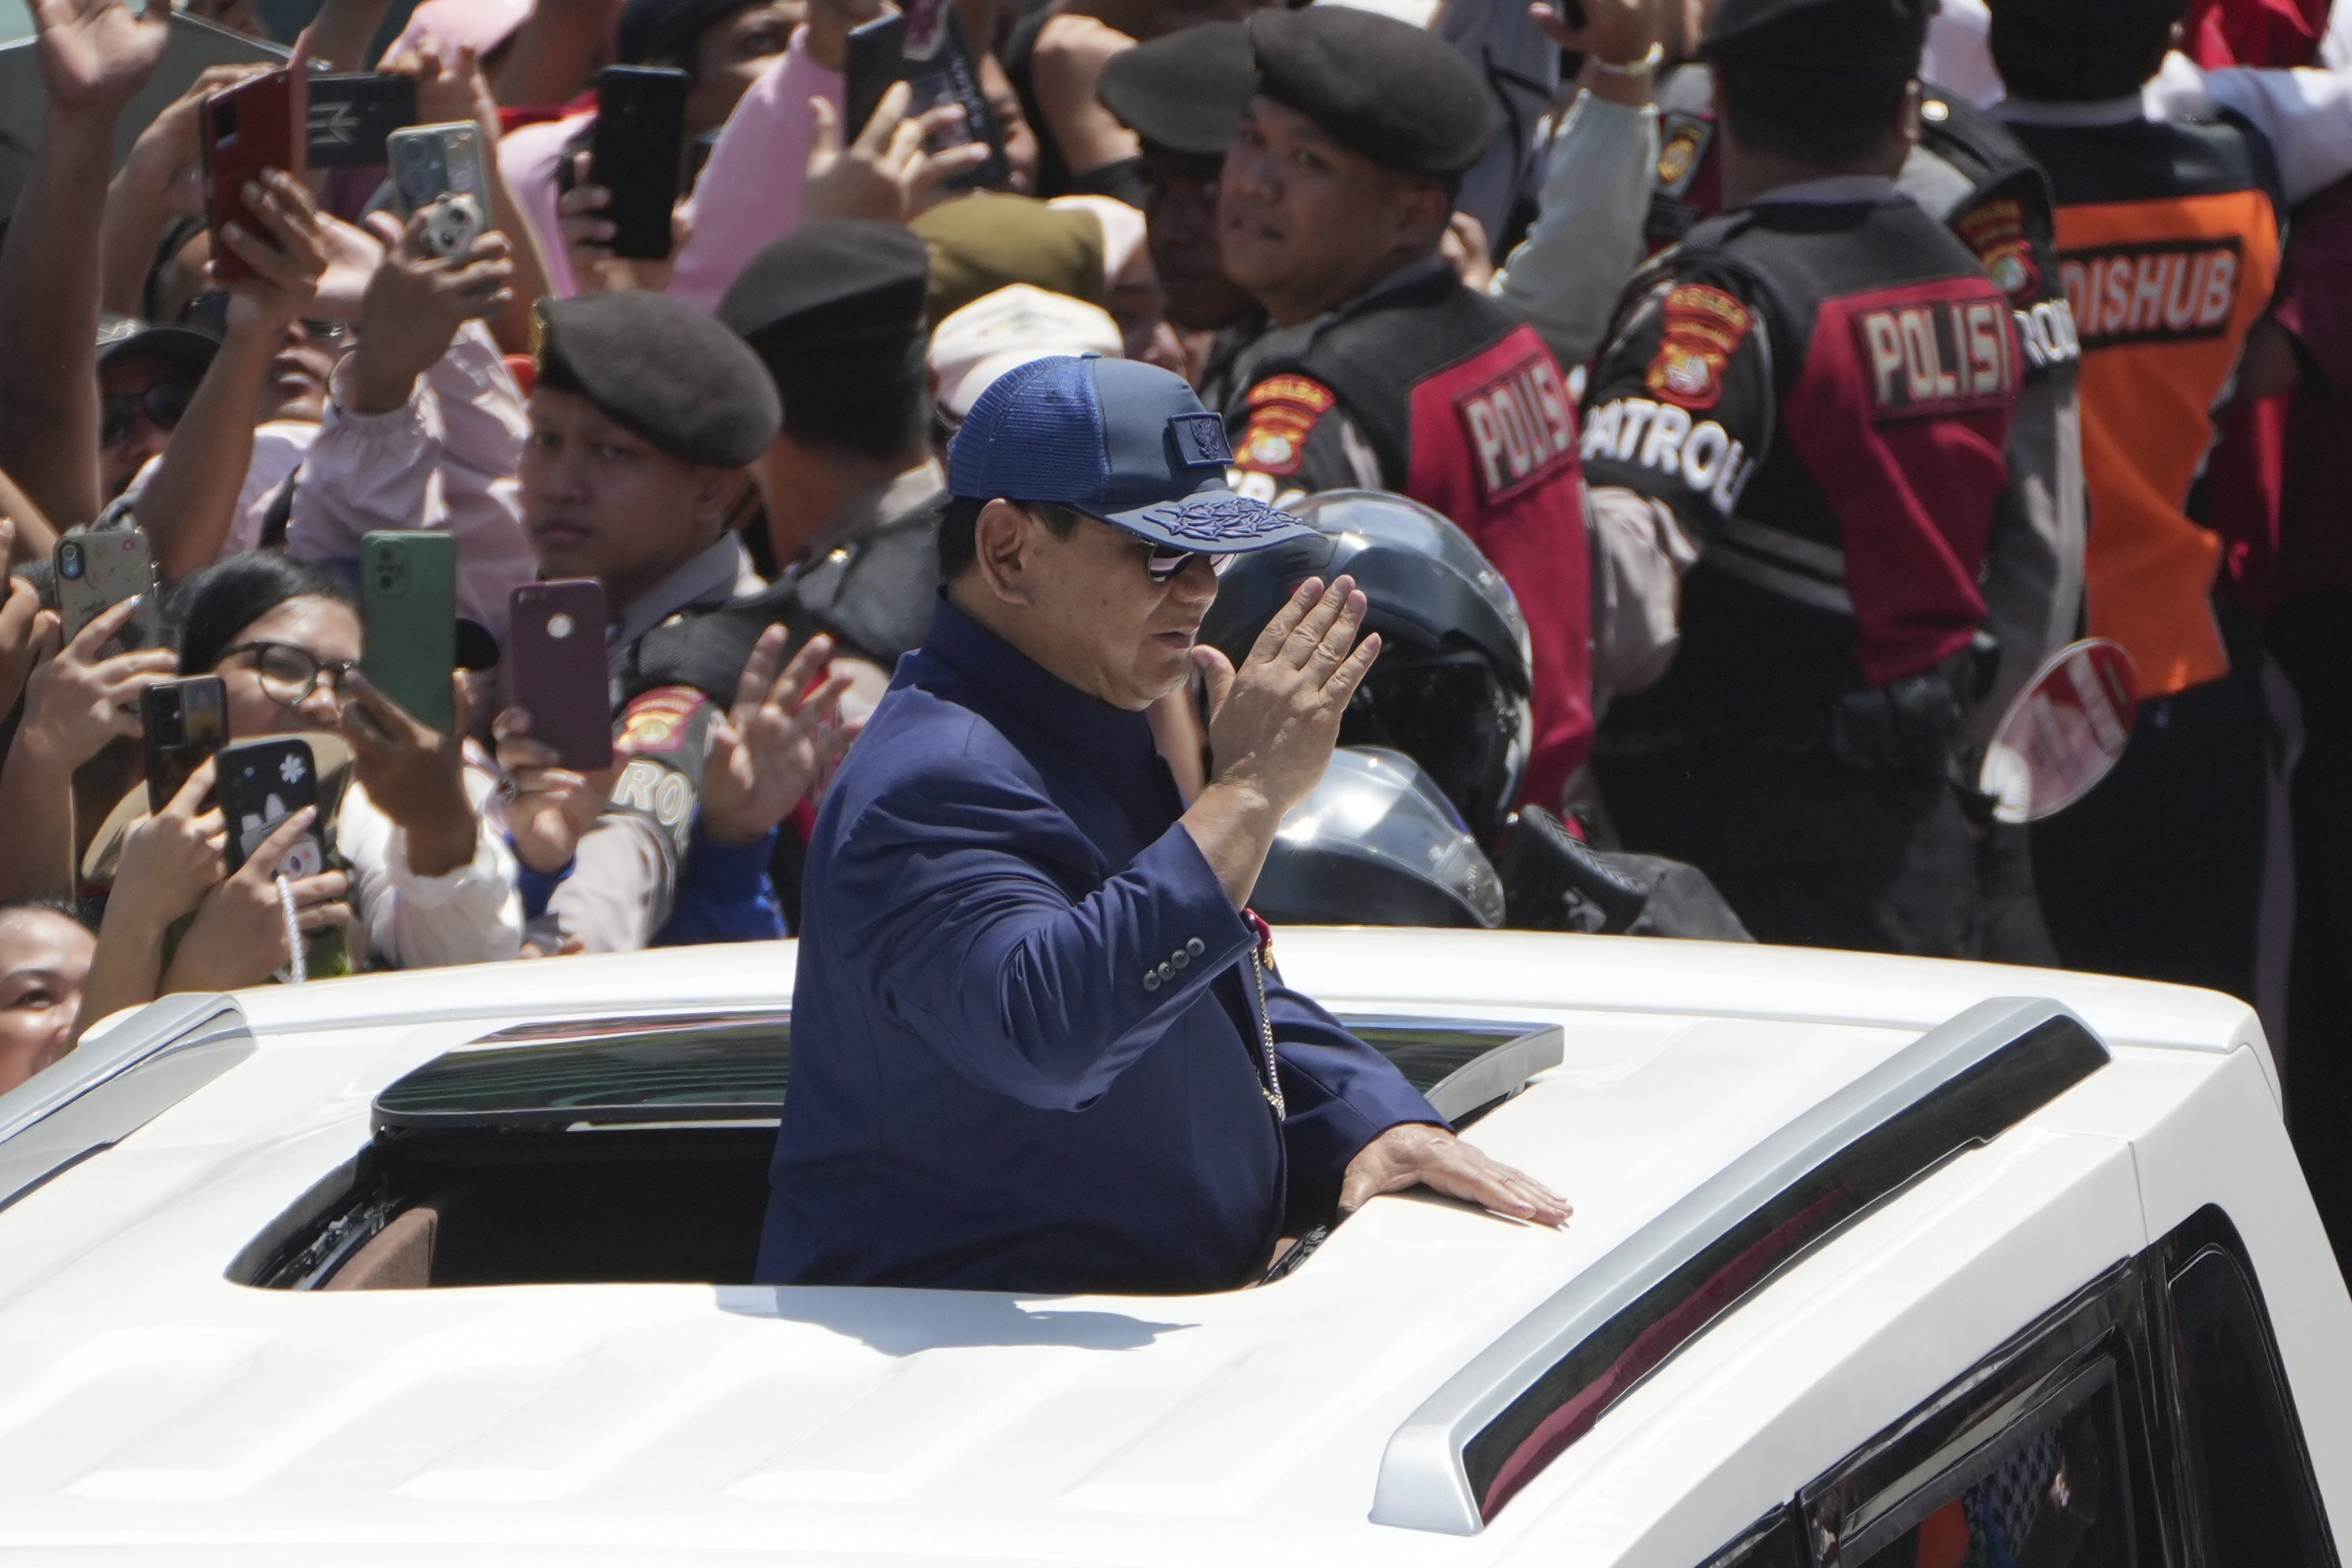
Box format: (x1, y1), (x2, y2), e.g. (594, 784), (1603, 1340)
(758, 594), (1442, 1294)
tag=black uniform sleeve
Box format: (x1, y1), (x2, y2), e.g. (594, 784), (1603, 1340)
(1578, 263), (1775, 550)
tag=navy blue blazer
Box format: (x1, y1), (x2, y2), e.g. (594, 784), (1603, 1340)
(757, 594), (1440, 1294)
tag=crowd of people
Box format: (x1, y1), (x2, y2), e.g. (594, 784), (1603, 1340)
(1, 0), (2350, 1256)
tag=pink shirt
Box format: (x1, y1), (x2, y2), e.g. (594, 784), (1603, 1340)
(499, 109), (596, 299)
(667, 28), (843, 311)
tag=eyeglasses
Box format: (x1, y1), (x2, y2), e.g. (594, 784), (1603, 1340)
(1144, 546), (1236, 584)
(219, 640), (358, 707)
(100, 381), (196, 445)
(180, 289), (351, 344)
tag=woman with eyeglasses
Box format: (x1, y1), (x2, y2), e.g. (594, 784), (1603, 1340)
(158, 553), (525, 976)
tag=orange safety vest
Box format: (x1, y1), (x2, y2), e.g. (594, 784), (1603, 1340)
(2016, 117), (2282, 697)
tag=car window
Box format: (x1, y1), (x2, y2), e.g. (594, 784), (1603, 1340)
(1847, 1391), (2129, 1568)
(2167, 1237), (2336, 1568)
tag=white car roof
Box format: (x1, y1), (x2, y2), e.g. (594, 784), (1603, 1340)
(0, 930), (2313, 1566)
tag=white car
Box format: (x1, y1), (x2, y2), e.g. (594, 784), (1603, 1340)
(0, 929), (2344, 1566)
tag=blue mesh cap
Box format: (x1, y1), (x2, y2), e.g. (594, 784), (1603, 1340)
(947, 355), (1315, 553)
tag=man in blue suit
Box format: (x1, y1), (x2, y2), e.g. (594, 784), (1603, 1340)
(759, 355), (1570, 1295)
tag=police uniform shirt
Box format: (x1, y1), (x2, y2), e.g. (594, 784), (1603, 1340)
(778, 457), (948, 666)
(1582, 175), (2020, 733)
(760, 592), (1440, 1295)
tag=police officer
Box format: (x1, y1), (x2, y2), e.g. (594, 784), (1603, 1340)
(494, 291), (849, 952)
(716, 220), (947, 673)
(1641, 65), (2085, 751)
(1986, 0), (2282, 1003)
(761, 355), (1568, 1293)
(1205, 5), (1596, 816)
(1581, 0), (2021, 957)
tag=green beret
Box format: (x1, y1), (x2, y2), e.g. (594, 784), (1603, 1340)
(1246, 7), (1495, 179)
(533, 291), (781, 467)
(911, 193), (1108, 325)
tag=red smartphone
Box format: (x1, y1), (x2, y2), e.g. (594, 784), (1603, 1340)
(506, 579), (613, 771)
(201, 69), (302, 286)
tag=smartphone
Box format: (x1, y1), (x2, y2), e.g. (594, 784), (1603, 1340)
(141, 676), (231, 815)
(217, 737), (326, 877)
(306, 73), (418, 168)
(843, 1), (1008, 190)
(201, 69), (299, 286)
(505, 580), (613, 771)
(54, 528), (160, 648)
(387, 121), (491, 257)
(592, 67), (689, 261)
(359, 531), (458, 735)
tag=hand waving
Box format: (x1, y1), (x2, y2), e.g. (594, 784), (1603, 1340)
(698, 628), (855, 844)
(34, 0), (174, 114)
(1194, 575), (1379, 820)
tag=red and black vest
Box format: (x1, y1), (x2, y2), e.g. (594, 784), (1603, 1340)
(1222, 268), (1596, 808)
(1585, 187), (2020, 736)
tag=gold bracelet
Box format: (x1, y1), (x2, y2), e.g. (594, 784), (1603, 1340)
(1589, 41), (1664, 77)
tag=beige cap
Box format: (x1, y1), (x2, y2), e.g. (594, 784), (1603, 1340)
(930, 283), (1125, 419)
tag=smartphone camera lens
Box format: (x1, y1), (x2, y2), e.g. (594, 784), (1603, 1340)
(58, 543), (82, 580)
(547, 612), (575, 639)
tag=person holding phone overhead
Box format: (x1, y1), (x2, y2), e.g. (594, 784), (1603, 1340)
(489, 291), (852, 955)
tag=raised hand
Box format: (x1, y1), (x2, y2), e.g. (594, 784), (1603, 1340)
(343, 212), (515, 415)
(163, 807), (353, 992)
(111, 63), (269, 218)
(1531, 0), (1659, 72)
(0, 523), (58, 720)
(111, 758), (229, 928)
(494, 707), (631, 876)
(698, 628), (855, 844)
(219, 169), (331, 338)
(1338, 1123), (1572, 1228)
(1195, 575), (1379, 820)
(800, 84), (993, 226)
(15, 595), (176, 773)
(342, 671), (477, 878)
(33, 0), (175, 115)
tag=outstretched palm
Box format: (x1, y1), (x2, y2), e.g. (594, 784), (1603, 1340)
(35, 0), (174, 112)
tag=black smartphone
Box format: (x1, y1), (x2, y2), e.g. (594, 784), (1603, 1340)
(217, 737), (326, 877)
(141, 676), (230, 815)
(593, 66), (690, 260)
(306, 73), (418, 168)
(844, 1), (1007, 190)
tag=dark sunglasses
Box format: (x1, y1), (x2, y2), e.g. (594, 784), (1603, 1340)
(219, 640), (358, 706)
(180, 289), (350, 344)
(1144, 546), (1236, 584)
(101, 381), (196, 445)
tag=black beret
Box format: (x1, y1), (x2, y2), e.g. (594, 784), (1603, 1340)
(1979, 0), (2186, 40)
(1244, 7), (1495, 179)
(615, 0), (752, 64)
(1700, 0), (1930, 70)
(716, 220), (931, 372)
(535, 292), (781, 466)
(1097, 21), (1256, 161)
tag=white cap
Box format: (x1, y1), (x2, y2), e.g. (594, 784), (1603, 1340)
(931, 283), (1126, 419)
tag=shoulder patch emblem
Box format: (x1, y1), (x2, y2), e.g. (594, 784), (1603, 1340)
(1954, 196), (2040, 306)
(1655, 112), (1712, 197)
(1645, 283), (1751, 411)
(618, 685), (709, 755)
(1234, 373), (1337, 477)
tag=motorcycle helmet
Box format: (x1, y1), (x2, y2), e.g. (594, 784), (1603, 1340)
(1252, 748), (1506, 928)
(1199, 490), (1532, 843)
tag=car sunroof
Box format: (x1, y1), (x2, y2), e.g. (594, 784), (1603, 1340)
(373, 1011), (1564, 1135)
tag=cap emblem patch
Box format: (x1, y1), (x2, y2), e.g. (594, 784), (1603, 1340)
(1138, 492), (1298, 544)
(1168, 411), (1234, 467)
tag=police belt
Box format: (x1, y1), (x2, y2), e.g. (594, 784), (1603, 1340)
(1600, 647), (1987, 775)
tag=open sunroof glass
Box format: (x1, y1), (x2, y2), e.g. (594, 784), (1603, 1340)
(373, 1012), (1563, 1135)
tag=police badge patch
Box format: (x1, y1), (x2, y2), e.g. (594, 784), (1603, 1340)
(1645, 283), (1751, 411)
(1233, 374), (1337, 478)
(1955, 197), (2042, 307)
